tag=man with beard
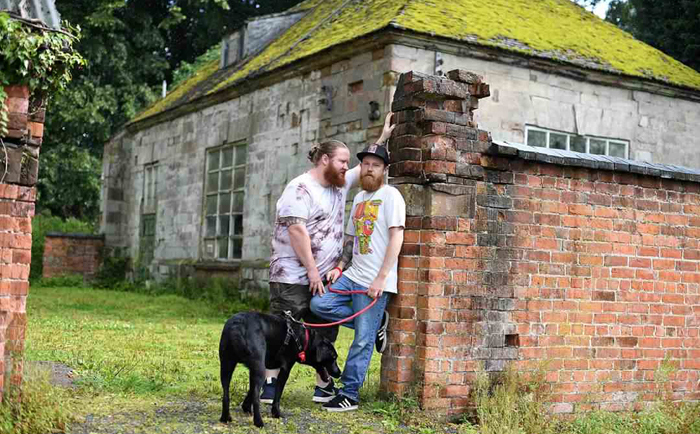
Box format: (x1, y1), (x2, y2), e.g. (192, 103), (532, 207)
(263, 113), (395, 404)
(310, 143), (406, 412)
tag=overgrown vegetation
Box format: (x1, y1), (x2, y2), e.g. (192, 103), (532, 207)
(457, 363), (700, 434)
(0, 362), (75, 434)
(0, 12), (85, 137)
(29, 212), (95, 281)
(22, 284), (700, 434)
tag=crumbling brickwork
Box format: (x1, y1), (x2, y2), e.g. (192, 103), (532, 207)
(43, 233), (105, 280)
(0, 84), (44, 398)
(380, 70), (700, 416)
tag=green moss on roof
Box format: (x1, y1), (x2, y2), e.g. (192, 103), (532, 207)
(133, 58), (220, 122)
(131, 0), (700, 126)
(395, 0), (700, 89)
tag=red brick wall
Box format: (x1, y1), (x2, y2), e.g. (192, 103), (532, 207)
(1, 83), (44, 399)
(43, 234), (104, 280)
(380, 70), (700, 416)
(0, 184), (35, 394)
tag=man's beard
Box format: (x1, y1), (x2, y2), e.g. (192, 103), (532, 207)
(324, 164), (346, 188)
(360, 173), (384, 192)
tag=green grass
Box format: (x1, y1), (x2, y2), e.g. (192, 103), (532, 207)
(25, 285), (423, 433)
(24, 285), (700, 434)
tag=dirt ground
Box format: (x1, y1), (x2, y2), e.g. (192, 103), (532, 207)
(37, 361), (454, 434)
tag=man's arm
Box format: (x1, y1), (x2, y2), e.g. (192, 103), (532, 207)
(347, 112), (396, 187)
(287, 222), (324, 295)
(367, 226), (404, 298)
(327, 234), (354, 283)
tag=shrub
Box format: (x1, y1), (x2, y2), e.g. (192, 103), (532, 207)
(33, 274), (86, 288)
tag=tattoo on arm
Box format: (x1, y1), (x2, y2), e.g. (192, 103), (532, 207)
(341, 235), (354, 267)
(278, 216), (307, 227)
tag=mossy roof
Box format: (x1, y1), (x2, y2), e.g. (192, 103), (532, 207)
(131, 0), (700, 125)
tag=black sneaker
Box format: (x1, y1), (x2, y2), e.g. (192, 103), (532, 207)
(323, 394), (358, 412)
(260, 377), (277, 404)
(375, 310), (389, 353)
(312, 379), (338, 403)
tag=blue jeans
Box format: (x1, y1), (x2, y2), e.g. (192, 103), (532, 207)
(310, 274), (388, 402)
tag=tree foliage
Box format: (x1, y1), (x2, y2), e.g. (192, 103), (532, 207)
(38, 0), (304, 220)
(605, 0), (700, 74)
(576, 0), (700, 74)
(37, 145), (102, 221)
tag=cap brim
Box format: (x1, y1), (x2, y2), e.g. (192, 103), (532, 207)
(357, 152), (390, 165)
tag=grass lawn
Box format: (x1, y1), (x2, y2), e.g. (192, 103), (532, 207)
(22, 285), (700, 434)
(24, 285), (432, 434)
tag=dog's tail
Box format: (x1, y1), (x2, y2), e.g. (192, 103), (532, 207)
(220, 320), (254, 360)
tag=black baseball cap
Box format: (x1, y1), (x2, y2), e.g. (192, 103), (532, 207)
(357, 144), (390, 165)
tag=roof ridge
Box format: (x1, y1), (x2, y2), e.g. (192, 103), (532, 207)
(253, 0), (362, 78)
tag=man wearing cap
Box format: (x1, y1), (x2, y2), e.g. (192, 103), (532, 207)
(262, 112), (396, 405)
(310, 140), (406, 412)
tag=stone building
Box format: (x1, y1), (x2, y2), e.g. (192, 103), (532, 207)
(101, 0), (700, 286)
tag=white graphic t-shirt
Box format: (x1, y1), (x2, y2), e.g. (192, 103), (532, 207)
(343, 185), (406, 294)
(269, 169), (359, 284)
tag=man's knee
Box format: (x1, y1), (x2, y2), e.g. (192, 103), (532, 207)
(309, 295), (327, 316)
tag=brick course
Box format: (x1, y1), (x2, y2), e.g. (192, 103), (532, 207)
(43, 234), (104, 280)
(0, 184), (35, 394)
(0, 84), (44, 399)
(380, 70), (700, 416)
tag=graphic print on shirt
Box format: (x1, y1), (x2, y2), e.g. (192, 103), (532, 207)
(353, 199), (382, 255)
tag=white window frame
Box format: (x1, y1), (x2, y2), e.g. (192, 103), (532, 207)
(203, 142), (247, 261)
(525, 125), (629, 159)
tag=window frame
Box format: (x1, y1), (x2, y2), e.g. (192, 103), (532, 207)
(202, 142), (247, 261)
(525, 125), (629, 159)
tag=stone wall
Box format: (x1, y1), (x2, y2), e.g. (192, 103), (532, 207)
(392, 44), (700, 169)
(43, 233), (105, 280)
(103, 44), (400, 285)
(380, 70), (700, 416)
(0, 84), (43, 399)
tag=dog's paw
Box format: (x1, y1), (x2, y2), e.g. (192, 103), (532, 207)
(271, 407), (282, 418)
(254, 418), (265, 428)
(241, 404), (252, 414)
(219, 415), (232, 424)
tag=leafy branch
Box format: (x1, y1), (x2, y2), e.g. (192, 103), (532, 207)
(0, 12), (86, 137)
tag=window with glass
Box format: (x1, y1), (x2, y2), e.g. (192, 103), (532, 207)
(143, 164), (158, 214)
(525, 126), (629, 158)
(203, 143), (247, 260)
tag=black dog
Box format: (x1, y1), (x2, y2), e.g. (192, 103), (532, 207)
(219, 312), (341, 427)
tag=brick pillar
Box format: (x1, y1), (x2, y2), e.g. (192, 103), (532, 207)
(380, 70), (496, 416)
(0, 84), (43, 398)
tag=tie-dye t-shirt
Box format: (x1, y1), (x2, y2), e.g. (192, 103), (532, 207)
(269, 169), (359, 284)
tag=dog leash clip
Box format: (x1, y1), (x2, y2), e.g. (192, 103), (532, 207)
(298, 351), (306, 362)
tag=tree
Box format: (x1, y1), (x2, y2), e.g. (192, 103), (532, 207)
(37, 145), (102, 221)
(605, 0), (700, 73)
(40, 0), (305, 220)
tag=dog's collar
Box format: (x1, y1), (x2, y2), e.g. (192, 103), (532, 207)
(283, 317), (309, 363)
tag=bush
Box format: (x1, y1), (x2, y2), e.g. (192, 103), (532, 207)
(464, 363), (554, 434)
(30, 212), (95, 281)
(33, 274), (86, 288)
(95, 273), (269, 316)
(0, 363), (74, 434)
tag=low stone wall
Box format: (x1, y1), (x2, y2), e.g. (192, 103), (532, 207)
(43, 233), (105, 280)
(380, 70), (700, 416)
